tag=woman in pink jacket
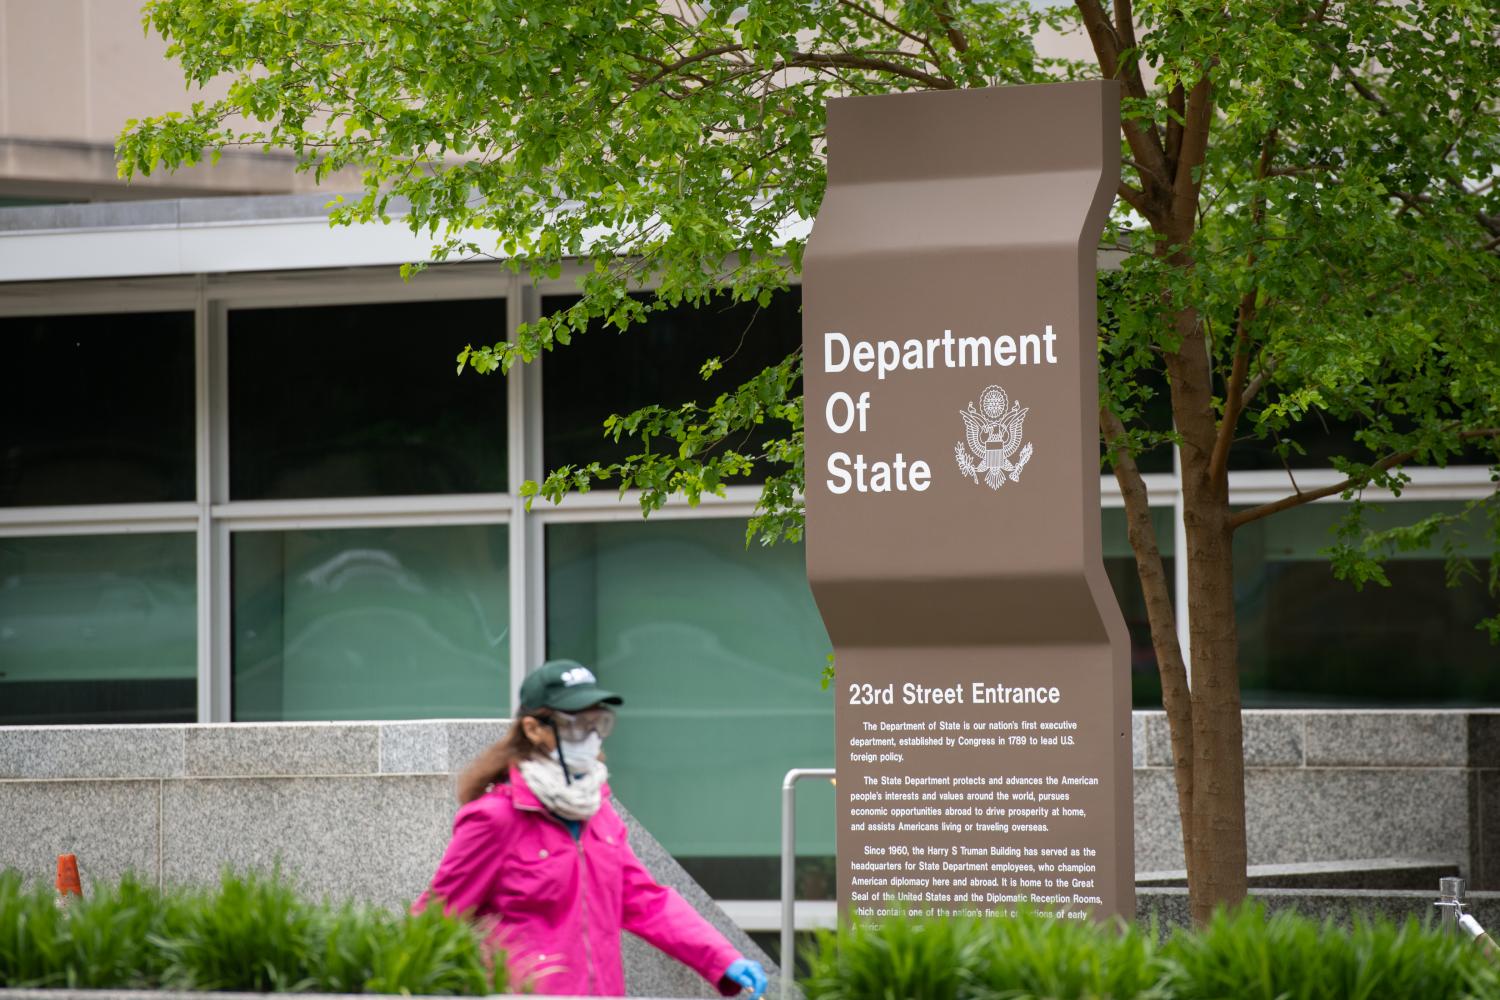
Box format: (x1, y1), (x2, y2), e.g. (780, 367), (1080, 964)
(418, 659), (769, 998)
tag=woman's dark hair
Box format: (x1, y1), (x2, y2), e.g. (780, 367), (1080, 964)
(457, 710), (551, 805)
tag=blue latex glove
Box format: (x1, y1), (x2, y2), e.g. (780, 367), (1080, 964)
(725, 958), (768, 998)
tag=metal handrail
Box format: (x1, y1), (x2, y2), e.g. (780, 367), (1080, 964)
(1438, 876), (1500, 958)
(782, 768), (836, 1000)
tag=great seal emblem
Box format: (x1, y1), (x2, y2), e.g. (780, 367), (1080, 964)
(955, 384), (1033, 489)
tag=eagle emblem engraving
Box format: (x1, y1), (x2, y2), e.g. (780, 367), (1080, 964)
(955, 384), (1033, 489)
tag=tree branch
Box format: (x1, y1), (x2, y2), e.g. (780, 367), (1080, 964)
(1207, 129), (1276, 487)
(835, 0), (941, 64)
(1113, 0), (1138, 53)
(1207, 301), (1252, 487)
(1108, 0), (1155, 111)
(1102, 404), (1194, 866)
(634, 44), (745, 90)
(1335, 61), (1390, 114)
(1125, 157), (1172, 191)
(1239, 354), (1280, 410)
(785, 52), (955, 89)
(1228, 428), (1500, 531)
(1170, 73), (1214, 226)
(932, 0), (971, 55)
(1166, 83), (1185, 175)
(1117, 181), (1151, 216)
(1074, 0), (1171, 213)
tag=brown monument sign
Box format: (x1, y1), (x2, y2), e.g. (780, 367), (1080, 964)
(803, 81), (1132, 920)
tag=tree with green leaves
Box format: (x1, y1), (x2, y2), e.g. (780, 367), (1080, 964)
(119, 0), (1500, 922)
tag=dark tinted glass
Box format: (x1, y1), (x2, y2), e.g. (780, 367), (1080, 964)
(1226, 410), (1495, 471)
(0, 311), (195, 506)
(229, 299), (507, 500)
(1097, 275), (1174, 475)
(1236, 501), (1499, 705)
(1098, 368), (1175, 475)
(0, 532), (196, 724)
(541, 289), (802, 478)
(1227, 407), (1370, 472)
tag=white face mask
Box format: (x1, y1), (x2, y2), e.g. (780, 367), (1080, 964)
(557, 732), (603, 772)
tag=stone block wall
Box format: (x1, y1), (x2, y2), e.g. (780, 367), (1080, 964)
(0, 720), (775, 999)
(4, 710), (1500, 987)
(1132, 710), (1500, 886)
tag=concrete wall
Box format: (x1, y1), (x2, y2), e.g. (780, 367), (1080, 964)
(1133, 710), (1500, 885)
(0, 720), (777, 999)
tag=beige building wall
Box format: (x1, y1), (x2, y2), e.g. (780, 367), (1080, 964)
(0, 1), (1108, 204)
(0, 0), (327, 200)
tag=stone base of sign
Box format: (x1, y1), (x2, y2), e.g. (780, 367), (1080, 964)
(0, 720), (776, 1000)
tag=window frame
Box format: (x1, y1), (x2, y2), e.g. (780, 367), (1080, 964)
(1, 263), (1495, 719)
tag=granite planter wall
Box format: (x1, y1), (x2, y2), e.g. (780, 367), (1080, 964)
(3, 710), (1499, 987)
(0, 720), (776, 1000)
(1133, 709), (1500, 886)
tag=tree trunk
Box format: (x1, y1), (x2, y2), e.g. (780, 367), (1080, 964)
(1180, 489), (1248, 922)
(1102, 408), (1197, 895)
(1166, 294), (1250, 922)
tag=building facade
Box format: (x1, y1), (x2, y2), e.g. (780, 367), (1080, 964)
(3, 197), (1496, 903)
(2, 1), (1497, 906)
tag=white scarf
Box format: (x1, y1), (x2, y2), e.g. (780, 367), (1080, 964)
(518, 754), (608, 821)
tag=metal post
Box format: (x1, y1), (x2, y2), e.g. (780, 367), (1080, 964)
(1437, 876), (1465, 936)
(782, 768), (835, 1000)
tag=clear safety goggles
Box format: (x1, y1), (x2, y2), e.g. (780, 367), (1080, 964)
(550, 708), (616, 742)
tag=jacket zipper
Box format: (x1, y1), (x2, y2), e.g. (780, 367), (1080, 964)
(514, 797), (594, 992)
(577, 837), (594, 994)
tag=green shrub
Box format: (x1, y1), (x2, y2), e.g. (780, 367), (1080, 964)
(801, 908), (992, 1000)
(802, 905), (1167, 1000)
(152, 871), (320, 991)
(359, 902), (497, 996)
(803, 903), (1500, 1000)
(0, 870), (70, 988)
(976, 909), (1167, 1000)
(0, 868), (505, 995)
(1158, 904), (1498, 1000)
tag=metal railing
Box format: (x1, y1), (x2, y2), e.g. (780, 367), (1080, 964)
(1438, 876), (1500, 957)
(782, 767), (836, 1000)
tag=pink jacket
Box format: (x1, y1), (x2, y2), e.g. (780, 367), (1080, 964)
(417, 767), (742, 996)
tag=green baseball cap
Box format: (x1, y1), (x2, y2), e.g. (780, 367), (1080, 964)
(518, 659), (623, 713)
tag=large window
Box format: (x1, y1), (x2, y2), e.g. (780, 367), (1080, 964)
(546, 518), (834, 898)
(0, 533), (196, 724)
(229, 299), (507, 500)
(1235, 501), (1497, 706)
(0, 311), (194, 506)
(0, 289), (513, 726)
(233, 524), (509, 720)
(542, 290), (802, 477)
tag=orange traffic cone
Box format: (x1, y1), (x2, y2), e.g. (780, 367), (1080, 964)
(55, 854), (82, 907)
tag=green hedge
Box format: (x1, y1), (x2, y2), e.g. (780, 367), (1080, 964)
(0, 869), (505, 994)
(9, 872), (1497, 998)
(803, 905), (1500, 1000)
